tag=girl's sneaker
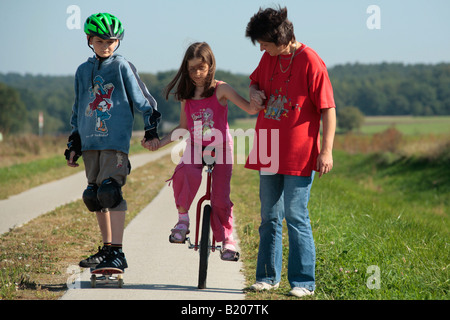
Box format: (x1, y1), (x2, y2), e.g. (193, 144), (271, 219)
(79, 245), (110, 268)
(220, 239), (240, 261)
(169, 220), (190, 243)
(94, 249), (128, 272)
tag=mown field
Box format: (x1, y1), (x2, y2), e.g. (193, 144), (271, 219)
(0, 116), (449, 300)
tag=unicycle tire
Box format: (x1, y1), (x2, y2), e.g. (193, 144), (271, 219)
(198, 204), (211, 289)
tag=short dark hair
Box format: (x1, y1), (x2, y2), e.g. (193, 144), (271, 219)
(245, 6), (295, 46)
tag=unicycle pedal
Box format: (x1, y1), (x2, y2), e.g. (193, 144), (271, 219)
(169, 235), (187, 244)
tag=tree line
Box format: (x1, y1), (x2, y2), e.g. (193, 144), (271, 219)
(330, 62), (450, 117)
(0, 62), (449, 135)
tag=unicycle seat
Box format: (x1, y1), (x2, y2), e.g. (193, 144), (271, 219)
(201, 146), (216, 167)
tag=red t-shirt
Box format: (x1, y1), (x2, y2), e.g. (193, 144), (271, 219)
(245, 45), (336, 176)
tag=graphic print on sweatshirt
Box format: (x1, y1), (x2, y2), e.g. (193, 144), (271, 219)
(85, 75), (115, 134)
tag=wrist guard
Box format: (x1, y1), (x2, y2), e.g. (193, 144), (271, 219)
(144, 129), (159, 142)
(64, 132), (82, 162)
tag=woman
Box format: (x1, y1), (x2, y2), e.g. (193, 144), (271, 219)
(245, 6), (336, 297)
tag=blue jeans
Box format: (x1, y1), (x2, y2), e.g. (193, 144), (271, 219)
(256, 172), (315, 291)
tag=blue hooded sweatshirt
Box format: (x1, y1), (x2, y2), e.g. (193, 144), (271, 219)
(70, 54), (160, 154)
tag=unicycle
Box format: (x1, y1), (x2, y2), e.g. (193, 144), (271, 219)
(192, 162), (221, 289)
(187, 148), (221, 289)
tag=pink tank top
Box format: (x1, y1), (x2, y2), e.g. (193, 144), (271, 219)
(185, 82), (232, 147)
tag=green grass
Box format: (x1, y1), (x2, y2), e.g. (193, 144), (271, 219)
(360, 116), (450, 135)
(231, 151), (449, 300)
(0, 156), (84, 199)
(233, 116), (450, 136)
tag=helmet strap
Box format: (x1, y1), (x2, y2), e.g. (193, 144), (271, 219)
(86, 36), (95, 53)
(114, 41), (121, 52)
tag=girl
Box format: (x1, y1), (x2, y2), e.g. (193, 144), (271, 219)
(144, 42), (262, 261)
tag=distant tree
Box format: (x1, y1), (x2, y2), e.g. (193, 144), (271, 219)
(329, 62), (450, 116)
(1, 62), (449, 135)
(0, 83), (26, 134)
(337, 106), (365, 133)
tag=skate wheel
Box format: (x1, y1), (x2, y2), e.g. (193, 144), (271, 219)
(90, 274), (96, 288)
(117, 274), (124, 288)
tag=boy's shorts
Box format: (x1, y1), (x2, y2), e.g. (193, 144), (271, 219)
(83, 150), (130, 211)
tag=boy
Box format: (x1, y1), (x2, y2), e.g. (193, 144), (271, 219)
(65, 13), (160, 272)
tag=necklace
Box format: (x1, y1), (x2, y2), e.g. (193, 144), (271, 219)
(265, 43), (306, 119)
(279, 44), (297, 73)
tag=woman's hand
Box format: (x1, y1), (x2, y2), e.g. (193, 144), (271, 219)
(316, 151), (333, 178)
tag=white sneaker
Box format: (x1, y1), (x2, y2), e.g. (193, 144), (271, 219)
(289, 287), (314, 298)
(249, 282), (280, 291)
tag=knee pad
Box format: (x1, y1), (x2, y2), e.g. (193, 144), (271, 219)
(82, 183), (102, 212)
(97, 178), (123, 209)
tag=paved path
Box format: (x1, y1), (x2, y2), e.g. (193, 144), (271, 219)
(0, 147), (245, 300)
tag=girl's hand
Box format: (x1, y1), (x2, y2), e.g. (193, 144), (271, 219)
(250, 98), (265, 113)
(251, 90), (266, 105)
(149, 138), (160, 151)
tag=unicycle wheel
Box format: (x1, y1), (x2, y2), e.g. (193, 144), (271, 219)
(198, 204), (211, 289)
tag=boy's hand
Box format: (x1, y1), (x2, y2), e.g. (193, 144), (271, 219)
(64, 132), (81, 167)
(67, 151), (79, 167)
(141, 137), (160, 151)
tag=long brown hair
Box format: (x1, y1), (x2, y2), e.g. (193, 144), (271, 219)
(164, 42), (216, 101)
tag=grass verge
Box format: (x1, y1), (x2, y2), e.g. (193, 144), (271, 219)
(231, 150), (449, 300)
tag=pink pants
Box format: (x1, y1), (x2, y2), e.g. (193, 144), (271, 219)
(170, 144), (234, 242)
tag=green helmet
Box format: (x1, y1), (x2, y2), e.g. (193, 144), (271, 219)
(84, 13), (124, 40)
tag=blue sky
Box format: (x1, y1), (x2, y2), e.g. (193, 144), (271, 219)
(0, 0), (449, 76)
